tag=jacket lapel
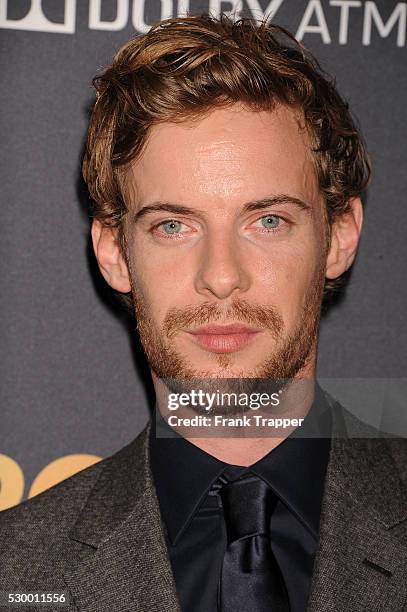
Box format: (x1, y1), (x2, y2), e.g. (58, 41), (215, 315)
(63, 424), (181, 612)
(307, 396), (407, 611)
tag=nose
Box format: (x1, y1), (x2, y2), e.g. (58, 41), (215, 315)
(194, 229), (251, 300)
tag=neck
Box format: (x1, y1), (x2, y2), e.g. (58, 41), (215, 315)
(152, 361), (317, 466)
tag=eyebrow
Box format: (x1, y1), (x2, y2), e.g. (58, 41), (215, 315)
(132, 194), (311, 222)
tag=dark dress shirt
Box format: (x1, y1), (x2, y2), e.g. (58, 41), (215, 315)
(150, 383), (332, 612)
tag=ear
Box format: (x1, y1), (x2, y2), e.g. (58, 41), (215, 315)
(91, 219), (131, 293)
(326, 197), (364, 280)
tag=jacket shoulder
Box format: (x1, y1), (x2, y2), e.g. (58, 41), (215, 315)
(0, 428), (149, 585)
(0, 455), (103, 533)
(0, 428), (147, 559)
(385, 437), (407, 486)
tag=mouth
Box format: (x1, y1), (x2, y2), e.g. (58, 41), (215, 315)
(185, 323), (263, 354)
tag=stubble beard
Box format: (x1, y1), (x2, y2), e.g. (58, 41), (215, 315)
(129, 260), (325, 411)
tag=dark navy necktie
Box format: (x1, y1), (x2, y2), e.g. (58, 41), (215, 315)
(218, 472), (290, 612)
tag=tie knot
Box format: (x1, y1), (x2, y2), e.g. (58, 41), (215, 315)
(219, 473), (278, 544)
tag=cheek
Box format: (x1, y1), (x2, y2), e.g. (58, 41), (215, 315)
(127, 238), (193, 322)
(250, 237), (322, 323)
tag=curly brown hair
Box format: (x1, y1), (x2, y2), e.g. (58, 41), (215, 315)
(82, 13), (370, 308)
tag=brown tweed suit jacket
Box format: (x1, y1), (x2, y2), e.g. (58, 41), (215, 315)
(1, 392), (407, 611)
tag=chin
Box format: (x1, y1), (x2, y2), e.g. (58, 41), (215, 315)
(184, 360), (261, 380)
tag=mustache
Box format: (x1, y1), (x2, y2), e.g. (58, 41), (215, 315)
(163, 299), (284, 339)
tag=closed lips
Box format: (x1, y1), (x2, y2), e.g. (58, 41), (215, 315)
(186, 324), (262, 353)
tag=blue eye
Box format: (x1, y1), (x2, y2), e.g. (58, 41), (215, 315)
(161, 220), (182, 234)
(260, 215), (280, 230)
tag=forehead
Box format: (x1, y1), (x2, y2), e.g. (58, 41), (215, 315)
(127, 103), (320, 211)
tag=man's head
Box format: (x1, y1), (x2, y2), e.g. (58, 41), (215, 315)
(84, 14), (369, 384)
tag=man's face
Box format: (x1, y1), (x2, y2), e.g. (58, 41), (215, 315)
(121, 104), (328, 382)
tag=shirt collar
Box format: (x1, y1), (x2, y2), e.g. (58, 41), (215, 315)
(150, 411), (227, 544)
(150, 382), (332, 545)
